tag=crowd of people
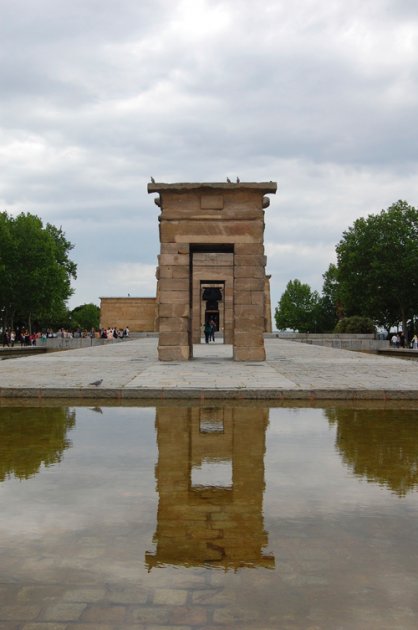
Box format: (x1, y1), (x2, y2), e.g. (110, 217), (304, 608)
(1, 326), (130, 347)
(2, 330), (17, 346)
(390, 332), (418, 349)
(2, 329), (44, 347)
(99, 326), (129, 340)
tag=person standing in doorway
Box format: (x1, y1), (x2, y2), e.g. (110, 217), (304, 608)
(204, 321), (211, 344)
(209, 318), (216, 342)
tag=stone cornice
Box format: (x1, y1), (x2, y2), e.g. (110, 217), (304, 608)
(147, 181), (277, 194)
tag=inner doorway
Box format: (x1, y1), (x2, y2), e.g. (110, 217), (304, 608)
(201, 282), (223, 341)
(190, 245), (234, 348)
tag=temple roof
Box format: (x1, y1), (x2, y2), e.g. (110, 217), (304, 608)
(147, 181), (277, 194)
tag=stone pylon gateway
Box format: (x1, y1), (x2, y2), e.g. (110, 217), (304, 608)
(148, 181), (277, 361)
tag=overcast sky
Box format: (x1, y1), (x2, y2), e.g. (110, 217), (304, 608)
(1, 0), (418, 314)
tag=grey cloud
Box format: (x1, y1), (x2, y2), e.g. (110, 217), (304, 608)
(1, 0), (418, 308)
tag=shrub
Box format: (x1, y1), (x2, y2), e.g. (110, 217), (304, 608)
(334, 316), (376, 334)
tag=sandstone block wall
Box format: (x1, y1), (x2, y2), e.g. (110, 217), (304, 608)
(99, 297), (157, 332)
(155, 241), (191, 360)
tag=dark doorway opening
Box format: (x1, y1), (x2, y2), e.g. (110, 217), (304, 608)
(202, 286), (222, 332)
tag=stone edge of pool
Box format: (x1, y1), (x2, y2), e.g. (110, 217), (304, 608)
(2, 387), (418, 400)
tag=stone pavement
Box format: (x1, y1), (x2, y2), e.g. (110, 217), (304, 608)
(1, 337), (418, 400)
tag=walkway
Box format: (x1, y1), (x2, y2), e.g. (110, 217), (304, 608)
(1, 337), (418, 401)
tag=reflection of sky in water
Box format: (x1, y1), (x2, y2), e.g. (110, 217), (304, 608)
(0, 406), (157, 536)
(265, 408), (418, 519)
(1, 405), (417, 539)
(191, 459), (233, 488)
(199, 418), (224, 433)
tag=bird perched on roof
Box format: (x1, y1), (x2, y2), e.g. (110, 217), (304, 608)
(226, 177), (231, 183)
(150, 176), (155, 183)
(236, 176), (240, 183)
(89, 379), (103, 387)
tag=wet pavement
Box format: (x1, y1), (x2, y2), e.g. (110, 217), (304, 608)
(1, 337), (418, 400)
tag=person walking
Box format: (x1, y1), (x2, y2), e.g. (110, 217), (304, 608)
(204, 321), (211, 344)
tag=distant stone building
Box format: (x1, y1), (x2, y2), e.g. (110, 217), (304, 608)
(99, 297), (157, 332)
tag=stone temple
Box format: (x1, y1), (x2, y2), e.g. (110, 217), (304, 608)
(148, 181), (277, 361)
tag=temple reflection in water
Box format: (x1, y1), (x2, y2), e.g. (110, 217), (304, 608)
(146, 406), (275, 570)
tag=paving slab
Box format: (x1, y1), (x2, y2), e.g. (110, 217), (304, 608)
(1, 337), (418, 400)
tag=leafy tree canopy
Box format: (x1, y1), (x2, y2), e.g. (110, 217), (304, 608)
(336, 200), (418, 338)
(275, 276), (339, 333)
(70, 303), (100, 330)
(322, 263), (344, 320)
(0, 211), (77, 331)
(275, 279), (319, 332)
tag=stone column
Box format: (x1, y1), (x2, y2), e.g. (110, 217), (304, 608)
(157, 242), (191, 361)
(233, 243), (267, 361)
(264, 274), (273, 333)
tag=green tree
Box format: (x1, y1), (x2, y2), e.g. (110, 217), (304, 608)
(0, 213), (14, 330)
(313, 295), (339, 333)
(336, 200), (418, 340)
(275, 279), (319, 332)
(70, 303), (100, 330)
(0, 212), (77, 331)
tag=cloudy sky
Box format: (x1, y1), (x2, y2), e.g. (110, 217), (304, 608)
(1, 0), (418, 313)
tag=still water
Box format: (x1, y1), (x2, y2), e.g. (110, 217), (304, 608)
(0, 404), (417, 628)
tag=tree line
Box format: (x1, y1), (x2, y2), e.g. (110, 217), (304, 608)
(275, 200), (418, 340)
(0, 211), (99, 333)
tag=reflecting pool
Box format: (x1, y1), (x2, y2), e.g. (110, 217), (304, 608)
(0, 404), (417, 628)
